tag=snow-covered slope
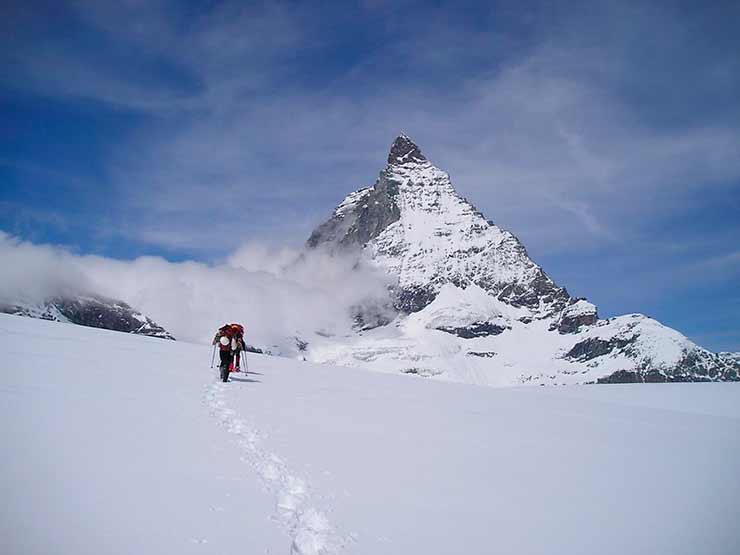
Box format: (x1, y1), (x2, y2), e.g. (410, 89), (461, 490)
(2, 314), (739, 555)
(0, 294), (174, 340)
(304, 135), (739, 385)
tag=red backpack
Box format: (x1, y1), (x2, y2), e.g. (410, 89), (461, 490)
(217, 323), (245, 351)
(229, 323), (244, 337)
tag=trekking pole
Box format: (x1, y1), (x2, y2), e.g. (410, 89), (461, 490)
(210, 345), (216, 368)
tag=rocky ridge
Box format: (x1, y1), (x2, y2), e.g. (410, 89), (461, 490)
(303, 134), (738, 385)
(1, 295), (175, 340)
(309, 134), (572, 316)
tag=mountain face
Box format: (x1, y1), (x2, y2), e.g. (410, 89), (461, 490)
(308, 134), (572, 318)
(1, 295), (175, 340)
(304, 135), (739, 385)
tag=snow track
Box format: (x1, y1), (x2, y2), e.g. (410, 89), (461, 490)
(204, 380), (345, 555)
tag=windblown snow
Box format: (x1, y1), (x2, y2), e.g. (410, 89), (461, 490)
(2, 314), (739, 554)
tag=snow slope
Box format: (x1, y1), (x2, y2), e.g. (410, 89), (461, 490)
(2, 313), (739, 554)
(306, 285), (739, 385)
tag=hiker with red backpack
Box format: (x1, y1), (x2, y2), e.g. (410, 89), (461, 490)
(212, 323), (246, 382)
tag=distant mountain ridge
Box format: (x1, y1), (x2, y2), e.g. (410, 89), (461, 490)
(1, 295), (175, 340)
(303, 135), (739, 385)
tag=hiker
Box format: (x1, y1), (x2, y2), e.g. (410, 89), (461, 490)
(212, 323), (246, 382)
(229, 323), (246, 371)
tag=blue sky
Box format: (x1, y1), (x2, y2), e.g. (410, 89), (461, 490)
(1, 0), (739, 351)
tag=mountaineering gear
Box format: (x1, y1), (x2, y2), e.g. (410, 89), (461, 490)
(212, 322), (248, 381)
(232, 347), (244, 372)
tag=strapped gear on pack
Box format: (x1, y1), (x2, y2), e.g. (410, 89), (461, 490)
(229, 323), (244, 337)
(214, 322), (247, 379)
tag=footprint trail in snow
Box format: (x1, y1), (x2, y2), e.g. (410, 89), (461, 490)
(204, 380), (346, 555)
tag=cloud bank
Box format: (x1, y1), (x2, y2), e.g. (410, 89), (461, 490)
(0, 232), (393, 351)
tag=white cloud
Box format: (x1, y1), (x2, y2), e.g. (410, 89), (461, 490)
(5, 1), (738, 258)
(0, 232), (92, 303)
(0, 232), (393, 351)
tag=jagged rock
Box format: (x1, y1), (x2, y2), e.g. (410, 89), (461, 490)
(598, 369), (708, 384)
(673, 349), (739, 381)
(387, 133), (426, 165)
(556, 299), (599, 334)
(295, 337), (309, 352)
(565, 336), (637, 362)
(593, 345), (739, 383)
(437, 322), (507, 339)
(719, 352), (740, 363)
(307, 181), (401, 251)
(595, 370), (642, 384)
(396, 284), (438, 314)
(1, 295), (174, 340)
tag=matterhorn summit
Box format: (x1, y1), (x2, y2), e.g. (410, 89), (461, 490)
(309, 134), (571, 317)
(304, 135), (739, 385)
(386, 132), (427, 165)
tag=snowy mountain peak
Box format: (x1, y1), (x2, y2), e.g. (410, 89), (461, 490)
(304, 134), (739, 385)
(309, 134), (570, 316)
(387, 133), (426, 165)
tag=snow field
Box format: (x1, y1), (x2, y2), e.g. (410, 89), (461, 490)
(0, 315), (284, 554)
(2, 313), (740, 554)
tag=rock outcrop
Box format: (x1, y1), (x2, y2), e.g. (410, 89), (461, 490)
(1, 295), (175, 340)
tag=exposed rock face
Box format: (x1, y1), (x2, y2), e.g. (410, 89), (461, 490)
(565, 336), (637, 362)
(308, 134), (570, 317)
(571, 320), (740, 383)
(387, 133), (426, 165)
(436, 322), (508, 339)
(671, 349), (740, 381)
(597, 352), (740, 384)
(1, 295), (175, 340)
(556, 299), (599, 334)
(306, 182), (401, 251)
(396, 284), (438, 314)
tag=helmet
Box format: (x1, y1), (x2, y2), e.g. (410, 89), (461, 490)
(219, 336), (230, 346)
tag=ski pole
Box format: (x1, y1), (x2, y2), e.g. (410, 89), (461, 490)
(210, 345), (216, 368)
(243, 348), (249, 373)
